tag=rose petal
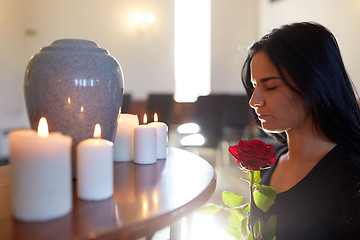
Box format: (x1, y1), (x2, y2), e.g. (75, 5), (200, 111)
(229, 145), (240, 160)
(229, 139), (276, 171)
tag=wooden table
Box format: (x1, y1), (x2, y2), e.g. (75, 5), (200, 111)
(0, 147), (216, 240)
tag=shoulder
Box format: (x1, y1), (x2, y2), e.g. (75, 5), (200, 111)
(336, 145), (360, 173)
(327, 145), (360, 186)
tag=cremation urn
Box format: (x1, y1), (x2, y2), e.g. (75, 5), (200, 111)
(24, 39), (124, 177)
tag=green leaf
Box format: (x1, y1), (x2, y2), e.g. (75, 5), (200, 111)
(253, 185), (276, 212)
(241, 216), (249, 236)
(229, 209), (245, 229)
(222, 191), (243, 208)
(254, 218), (265, 239)
(249, 170), (261, 184)
(242, 203), (251, 213)
(246, 232), (254, 240)
(224, 226), (243, 239)
(266, 215), (277, 240)
(253, 182), (263, 190)
(196, 203), (223, 214)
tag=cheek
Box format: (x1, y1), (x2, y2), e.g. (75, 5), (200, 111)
(286, 94), (310, 121)
(270, 92), (308, 120)
(261, 90), (310, 132)
(268, 94), (292, 114)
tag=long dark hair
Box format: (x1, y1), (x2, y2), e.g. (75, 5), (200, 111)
(242, 22), (360, 150)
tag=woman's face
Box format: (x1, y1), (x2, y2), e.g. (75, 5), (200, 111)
(249, 51), (311, 133)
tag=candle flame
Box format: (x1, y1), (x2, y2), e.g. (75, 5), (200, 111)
(80, 106), (84, 113)
(94, 123), (101, 138)
(67, 97), (71, 104)
(154, 113), (158, 122)
(38, 117), (49, 137)
(143, 113), (148, 124)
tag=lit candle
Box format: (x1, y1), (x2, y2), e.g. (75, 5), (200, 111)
(77, 123), (114, 201)
(114, 114), (139, 162)
(148, 113), (168, 159)
(134, 114), (157, 164)
(9, 117), (72, 222)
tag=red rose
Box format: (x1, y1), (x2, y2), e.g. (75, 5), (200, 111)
(229, 139), (276, 170)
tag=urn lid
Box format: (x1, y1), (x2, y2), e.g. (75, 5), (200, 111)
(40, 39), (109, 54)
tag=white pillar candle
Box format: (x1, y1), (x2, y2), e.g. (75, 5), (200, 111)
(134, 114), (157, 164)
(114, 114), (139, 162)
(9, 117), (72, 222)
(148, 113), (168, 159)
(77, 123), (113, 201)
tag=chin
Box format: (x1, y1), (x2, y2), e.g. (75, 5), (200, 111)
(261, 123), (285, 133)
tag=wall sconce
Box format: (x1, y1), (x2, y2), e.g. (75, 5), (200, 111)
(145, 13), (156, 24)
(133, 12), (156, 32)
(133, 12), (155, 24)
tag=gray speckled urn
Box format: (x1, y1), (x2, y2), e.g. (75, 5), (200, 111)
(24, 39), (124, 177)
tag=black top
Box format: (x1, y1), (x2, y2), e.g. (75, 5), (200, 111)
(251, 144), (360, 240)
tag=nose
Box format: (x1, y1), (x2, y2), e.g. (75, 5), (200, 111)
(249, 88), (264, 109)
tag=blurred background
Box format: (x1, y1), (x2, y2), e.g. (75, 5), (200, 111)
(1, 0), (360, 139)
(1, 0), (360, 238)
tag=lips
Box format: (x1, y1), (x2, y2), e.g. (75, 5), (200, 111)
(256, 112), (269, 121)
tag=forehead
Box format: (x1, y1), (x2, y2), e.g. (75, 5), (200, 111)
(250, 51), (279, 82)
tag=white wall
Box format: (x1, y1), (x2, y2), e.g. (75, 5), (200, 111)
(258, 0), (360, 92)
(211, 0), (259, 95)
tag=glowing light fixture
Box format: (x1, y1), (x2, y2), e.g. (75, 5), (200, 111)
(177, 123), (200, 134)
(133, 12), (155, 24)
(145, 13), (155, 23)
(180, 133), (205, 146)
(133, 14), (143, 23)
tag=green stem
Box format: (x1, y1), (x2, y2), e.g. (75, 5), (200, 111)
(249, 170), (255, 239)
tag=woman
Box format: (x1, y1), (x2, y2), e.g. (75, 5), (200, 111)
(242, 22), (360, 239)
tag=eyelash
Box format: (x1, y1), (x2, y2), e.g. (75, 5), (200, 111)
(251, 84), (277, 91)
(265, 86), (277, 91)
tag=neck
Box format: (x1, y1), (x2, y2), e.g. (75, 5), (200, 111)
(285, 121), (336, 164)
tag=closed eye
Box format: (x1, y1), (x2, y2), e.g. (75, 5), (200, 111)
(265, 86), (277, 91)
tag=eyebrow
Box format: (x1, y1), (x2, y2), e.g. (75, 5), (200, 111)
(251, 76), (281, 85)
(259, 76), (281, 83)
